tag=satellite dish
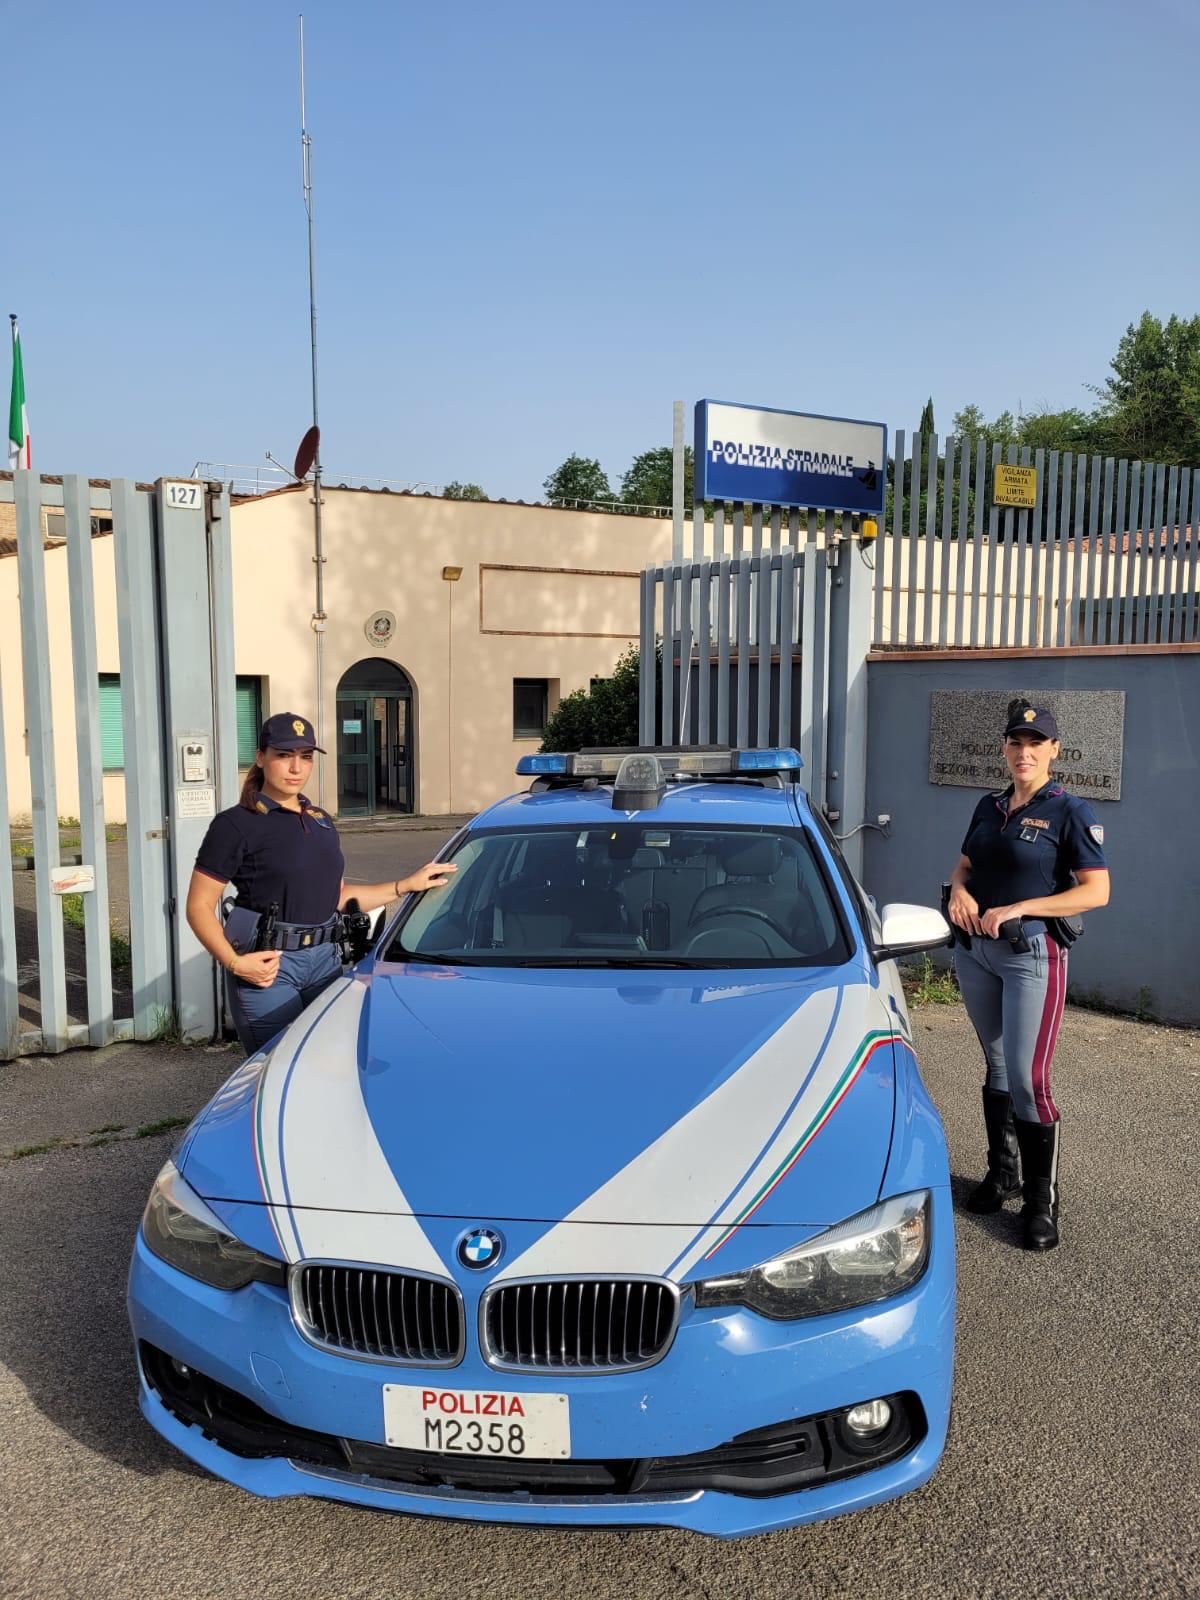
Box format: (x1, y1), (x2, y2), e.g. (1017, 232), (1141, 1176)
(294, 425), (320, 481)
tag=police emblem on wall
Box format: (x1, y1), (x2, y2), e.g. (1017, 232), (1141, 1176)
(364, 610), (396, 649)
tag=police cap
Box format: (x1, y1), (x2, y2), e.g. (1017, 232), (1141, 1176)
(1003, 701), (1059, 741)
(259, 712), (326, 753)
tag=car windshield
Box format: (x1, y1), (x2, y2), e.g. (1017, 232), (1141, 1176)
(383, 824), (849, 968)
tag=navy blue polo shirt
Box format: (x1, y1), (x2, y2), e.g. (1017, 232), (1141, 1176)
(961, 781), (1108, 935)
(195, 793), (345, 924)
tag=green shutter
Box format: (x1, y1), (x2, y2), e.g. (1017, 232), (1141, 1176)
(99, 676), (124, 771)
(235, 677), (260, 767)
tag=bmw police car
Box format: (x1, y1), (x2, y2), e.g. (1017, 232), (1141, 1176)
(128, 747), (955, 1539)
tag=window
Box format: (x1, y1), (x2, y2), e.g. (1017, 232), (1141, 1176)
(235, 678), (262, 767)
(96, 675), (262, 771)
(513, 678), (549, 739)
(99, 675), (124, 771)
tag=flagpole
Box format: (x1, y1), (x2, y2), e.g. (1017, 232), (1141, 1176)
(299, 15), (328, 806)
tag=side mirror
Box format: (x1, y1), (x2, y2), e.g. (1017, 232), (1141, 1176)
(872, 903), (953, 964)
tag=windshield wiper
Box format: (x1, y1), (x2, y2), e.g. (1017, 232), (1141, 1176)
(505, 956), (697, 968)
(386, 948), (481, 966)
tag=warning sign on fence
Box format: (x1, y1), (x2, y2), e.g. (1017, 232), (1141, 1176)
(993, 463), (1038, 507)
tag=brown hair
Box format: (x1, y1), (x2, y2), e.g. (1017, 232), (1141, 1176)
(239, 756), (265, 810)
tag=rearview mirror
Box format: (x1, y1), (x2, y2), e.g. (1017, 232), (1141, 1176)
(872, 903), (953, 964)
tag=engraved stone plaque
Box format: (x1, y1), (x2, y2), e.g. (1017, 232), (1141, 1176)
(929, 690), (1125, 802)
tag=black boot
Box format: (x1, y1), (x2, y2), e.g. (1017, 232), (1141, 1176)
(966, 1087), (1022, 1213)
(1013, 1117), (1060, 1251)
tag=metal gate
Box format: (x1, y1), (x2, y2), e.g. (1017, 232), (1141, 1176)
(1, 471), (237, 1057)
(639, 507), (875, 871)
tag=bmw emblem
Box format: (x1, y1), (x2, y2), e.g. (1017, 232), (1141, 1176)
(457, 1227), (503, 1270)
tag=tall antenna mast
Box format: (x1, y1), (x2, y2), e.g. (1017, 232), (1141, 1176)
(299, 14), (328, 802)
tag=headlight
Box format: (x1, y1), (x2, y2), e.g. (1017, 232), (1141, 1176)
(694, 1191), (931, 1320)
(141, 1160), (286, 1291)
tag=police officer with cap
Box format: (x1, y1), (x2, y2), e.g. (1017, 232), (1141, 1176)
(185, 712), (455, 1054)
(946, 700), (1110, 1250)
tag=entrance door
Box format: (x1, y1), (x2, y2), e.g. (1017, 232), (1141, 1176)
(336, 658), (416, 818)
(337, 697), (373, 814)
(371, 694), (413, 813)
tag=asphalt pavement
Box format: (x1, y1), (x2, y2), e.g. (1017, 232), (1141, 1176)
(1, 994), (1197, 1600)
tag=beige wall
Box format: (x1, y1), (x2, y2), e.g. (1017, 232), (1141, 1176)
(1, 488), (679, 823)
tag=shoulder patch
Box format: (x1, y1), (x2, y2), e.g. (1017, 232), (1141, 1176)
(1089, 824), (1104, 846)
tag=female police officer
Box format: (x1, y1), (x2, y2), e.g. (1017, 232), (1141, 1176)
(184, 712), (454, 1054)
(946, 701), (1109, 1250)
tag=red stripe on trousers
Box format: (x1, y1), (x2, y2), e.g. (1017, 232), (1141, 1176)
(1030, 937), (1065, 1123)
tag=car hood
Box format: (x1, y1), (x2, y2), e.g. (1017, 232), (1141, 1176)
(184, 962), (901, 1262)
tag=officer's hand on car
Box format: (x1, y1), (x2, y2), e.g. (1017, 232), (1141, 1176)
(230, 950), (282, 989)
(947, 884), (985, 936)
(401, 861), (457, 894)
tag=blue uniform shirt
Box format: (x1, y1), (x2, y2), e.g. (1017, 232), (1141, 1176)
(961, 781), (1108, 935)
(195, 793), (345, 924)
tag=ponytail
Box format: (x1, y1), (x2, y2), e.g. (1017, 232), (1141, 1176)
(239, 757), (265, 810)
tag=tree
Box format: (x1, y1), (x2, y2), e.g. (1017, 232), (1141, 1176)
(539, 644), (652, 752)
(620, 445), (694, 510)
(443, 481), (488, 501)
(918, 397), (935, 439)
(1090, 311), (1200, 463)
(542, 454), (613, 505)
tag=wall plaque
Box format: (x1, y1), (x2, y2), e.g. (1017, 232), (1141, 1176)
(929, 690), (1125, 801)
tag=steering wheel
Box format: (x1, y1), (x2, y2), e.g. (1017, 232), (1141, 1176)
(688, 904), (792, 941)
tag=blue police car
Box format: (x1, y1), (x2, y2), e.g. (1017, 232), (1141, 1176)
(128, 747), (955, 1538)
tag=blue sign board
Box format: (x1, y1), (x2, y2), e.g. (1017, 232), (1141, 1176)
(695, 399), (887, 516)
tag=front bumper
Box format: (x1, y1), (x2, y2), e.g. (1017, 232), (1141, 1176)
(127, 1190), (955, 1539)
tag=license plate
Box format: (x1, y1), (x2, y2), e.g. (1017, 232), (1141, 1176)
(383, 1384), (571, 1459)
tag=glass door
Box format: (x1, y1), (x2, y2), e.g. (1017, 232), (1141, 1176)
(371, 695), (413, 813)
(336, 696), (372, 815)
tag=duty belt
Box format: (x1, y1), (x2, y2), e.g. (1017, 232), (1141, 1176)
(274, 918), (340, 951)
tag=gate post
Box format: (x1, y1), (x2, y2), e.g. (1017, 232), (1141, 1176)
(825, 531), (874, 878)
(153, 478), (235, 1041)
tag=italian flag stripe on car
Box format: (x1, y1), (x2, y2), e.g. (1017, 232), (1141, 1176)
(702, 1030), (902, 1260)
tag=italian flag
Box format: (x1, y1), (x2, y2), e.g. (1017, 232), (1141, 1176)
(8, 317), (30, 471)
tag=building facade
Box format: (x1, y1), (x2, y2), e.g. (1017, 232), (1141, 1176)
(0, 483), (679, 823)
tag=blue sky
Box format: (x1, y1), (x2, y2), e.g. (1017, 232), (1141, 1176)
(6, 0), (1200, 499)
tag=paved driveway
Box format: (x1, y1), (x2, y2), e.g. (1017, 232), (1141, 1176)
(1, 997), (1196, 1598)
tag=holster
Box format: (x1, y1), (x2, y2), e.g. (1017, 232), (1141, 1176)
(940, 883), (971, 949)
(1045, 914), (1083, 950)
(221, 902), (262, 954)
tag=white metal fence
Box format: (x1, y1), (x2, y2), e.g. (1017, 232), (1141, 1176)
(874, 432), (1200, 649)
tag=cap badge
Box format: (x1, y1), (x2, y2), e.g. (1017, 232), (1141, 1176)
(292, 719), (306, 736)
(1023, 709), (1036, 722)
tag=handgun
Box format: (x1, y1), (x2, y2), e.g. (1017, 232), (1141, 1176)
(255, 902), (280, 952)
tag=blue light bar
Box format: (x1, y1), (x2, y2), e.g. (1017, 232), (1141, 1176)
(732, 747), (803, 771)
(516, 753), (570, 776)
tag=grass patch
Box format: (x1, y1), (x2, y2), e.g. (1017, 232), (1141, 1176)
(8, 1137), (70, 1160)
(905, 956), (960, 1007)
(59, 894), (132, 970)
(89, 1122), (125, 1136)
(148, 1007), (187, 1046)
(135, 1115), (190, 1139)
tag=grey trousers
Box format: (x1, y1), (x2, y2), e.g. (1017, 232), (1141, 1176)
(953, 933), (1067, 1124)
(226, 942), (343, 1055)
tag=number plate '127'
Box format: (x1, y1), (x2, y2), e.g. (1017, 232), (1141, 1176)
(383, 1385), (571, 1459)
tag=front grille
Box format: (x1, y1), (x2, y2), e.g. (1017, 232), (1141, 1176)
(293, 1265), (463, 1365)
(140, 1343), (926, 1500)
(482, 1278), (679, 1371)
